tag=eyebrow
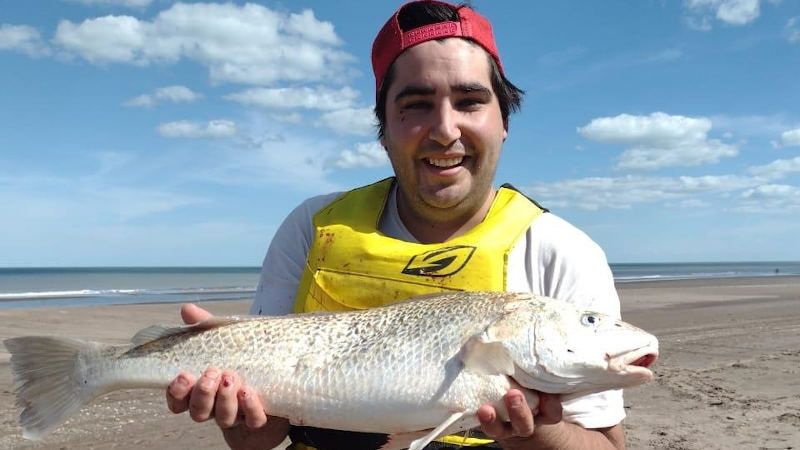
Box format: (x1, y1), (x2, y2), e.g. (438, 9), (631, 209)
(394, 85), (435, 103)
(452, 83), (491, 96)
(393, 83), (492, 103)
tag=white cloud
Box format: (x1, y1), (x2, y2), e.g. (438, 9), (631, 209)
(711, 113), (793, 137)
(331, 141), (388, 169)
(54, 15), (145, 64)
(51, 3), (354, 85)
(61, 0), (154, 7)
(124, 85), (203, 108)
(787, 17), (800, 43)
(316, 107), (376, 136)
(676, 198), (712, 208)
(578, 112), (738, 170)
(269, 112), (304, 124)
(524, 174), (759, 211)
(685, 16), (713, 31)
(156, 120), (237, 139)
(185, 131), (343, 194)
(225, 86), (358, 110)
(779, 128), (800, 147)
(579, 112), (711, 146)
(616, 140), (737, 170)
(748, 156), (800, 179)
(685, 0), (762, 27)
(0, 24), (50, 56)
(738, 184), (800, 213)
(284, 9), (342, 45)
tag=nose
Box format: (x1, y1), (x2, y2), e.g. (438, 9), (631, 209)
(427, 101), (461, 146)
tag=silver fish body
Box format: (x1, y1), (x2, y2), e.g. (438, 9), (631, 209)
(4, 291), (658, 447)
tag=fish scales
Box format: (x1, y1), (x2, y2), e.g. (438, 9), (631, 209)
(4, 291), (659, 448)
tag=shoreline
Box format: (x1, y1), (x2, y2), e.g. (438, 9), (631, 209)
(2, 276), (798, 449)
(2, 271), (798, 309)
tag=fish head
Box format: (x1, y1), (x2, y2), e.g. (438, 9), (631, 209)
(502, 299), (659, 395)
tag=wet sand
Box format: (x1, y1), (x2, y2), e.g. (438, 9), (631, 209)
(1, 276), (798, 449)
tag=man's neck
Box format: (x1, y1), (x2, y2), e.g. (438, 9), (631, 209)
(396, 189), (496, 244)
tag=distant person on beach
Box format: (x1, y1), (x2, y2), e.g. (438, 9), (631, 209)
(164, 1), (625, 449)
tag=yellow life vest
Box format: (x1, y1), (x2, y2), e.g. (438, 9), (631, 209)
(294, 177), (544, 313)
(291, 177), (544, 450)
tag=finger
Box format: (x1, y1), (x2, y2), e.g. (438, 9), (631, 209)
(505, 389), (535, 437)
(536, 392), (563, 425)
(238, 386), (268, 429)
(189, 367), (221, 422)
(181, 303), (212, 325)
(214, 371), (240, 429)
(166, 372), (195, 414)
(476, 404), (510, 439)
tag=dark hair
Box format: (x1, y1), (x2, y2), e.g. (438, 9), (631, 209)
(374, 1), (524, 138)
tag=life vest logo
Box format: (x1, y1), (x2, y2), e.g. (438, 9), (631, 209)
(401, 245), (476, 277)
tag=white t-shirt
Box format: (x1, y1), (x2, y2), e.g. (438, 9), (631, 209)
(251, 185), (625, 429)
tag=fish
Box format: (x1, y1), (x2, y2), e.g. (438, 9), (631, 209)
(3, 291), (658, 449)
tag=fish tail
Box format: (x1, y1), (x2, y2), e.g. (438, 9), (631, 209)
(3, 336), (113, 440)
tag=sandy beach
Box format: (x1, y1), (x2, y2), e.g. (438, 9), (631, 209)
(1, 276), (798, 449)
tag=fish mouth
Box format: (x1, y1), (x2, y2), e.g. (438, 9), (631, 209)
(608, 343), (659, 381)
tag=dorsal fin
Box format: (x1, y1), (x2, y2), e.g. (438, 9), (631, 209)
(131, 316), (247, 346)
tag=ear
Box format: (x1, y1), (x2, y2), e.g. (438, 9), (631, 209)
(380, 135), (387, 148)
(502, 123), (508, 141)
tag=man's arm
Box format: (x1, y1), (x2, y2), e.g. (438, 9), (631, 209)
(478, 389), (625, 450)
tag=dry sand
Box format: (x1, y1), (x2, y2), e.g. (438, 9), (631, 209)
(1, 276), (798, 449)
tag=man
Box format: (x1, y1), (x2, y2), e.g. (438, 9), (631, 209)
(166, 1), (626, 449)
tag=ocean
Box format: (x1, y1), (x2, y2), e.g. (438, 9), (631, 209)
(1, 262), (799, 309)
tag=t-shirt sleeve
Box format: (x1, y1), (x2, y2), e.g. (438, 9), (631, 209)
(249, 193), (342, 316)
(528, 213), (625, 429)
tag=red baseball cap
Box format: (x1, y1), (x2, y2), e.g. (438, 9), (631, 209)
(371, 0), (504, 100)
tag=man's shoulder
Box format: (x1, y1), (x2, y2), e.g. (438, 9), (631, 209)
(285, 191), (346, 225)
(530, 212), (599, 246)
(526, 211), (609, 266)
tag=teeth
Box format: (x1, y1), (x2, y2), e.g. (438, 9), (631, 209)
(427, 157), (463, 168)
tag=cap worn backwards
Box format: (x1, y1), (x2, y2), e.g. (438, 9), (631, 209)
(371, 0), (505, 100)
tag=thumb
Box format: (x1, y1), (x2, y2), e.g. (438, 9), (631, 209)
(180, 303), (212, 325)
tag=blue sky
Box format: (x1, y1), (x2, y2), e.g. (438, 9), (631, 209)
(1, 0), (799, 267)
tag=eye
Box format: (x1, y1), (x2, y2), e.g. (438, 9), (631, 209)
(401, 101), (431, 111)
(456, 97), (484, 110)
(581, 314), (599, 327)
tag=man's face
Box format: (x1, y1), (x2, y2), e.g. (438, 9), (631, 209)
(381, 38), (507, 227)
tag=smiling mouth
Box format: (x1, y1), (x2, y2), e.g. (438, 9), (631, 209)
(425, 156), (464, 169)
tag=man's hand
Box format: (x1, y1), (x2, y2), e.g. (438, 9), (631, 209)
(477, 389), (562, 448)
(165, 304), (290, 450)
(478, 389), (624, 450)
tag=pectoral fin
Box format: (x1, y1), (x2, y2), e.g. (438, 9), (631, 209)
(460, 336), (515, 375)
(379, 430), (430, 450)
(407, 411), (465, 450)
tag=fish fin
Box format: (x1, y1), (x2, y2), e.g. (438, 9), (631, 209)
(407, 411), (465, 450)
(131, 316), (247, 346)
(3, 336), (108, 440)
(130, 324), (182, 346)
(460, 336), (515, 375)
(379, 430), (431, 450)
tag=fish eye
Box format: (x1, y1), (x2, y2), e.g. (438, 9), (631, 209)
(581, 314), (599, 327)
